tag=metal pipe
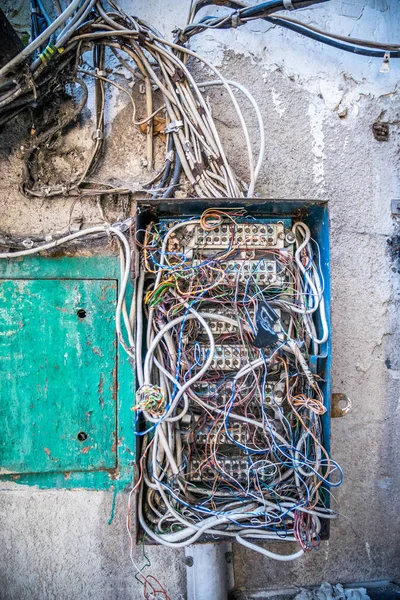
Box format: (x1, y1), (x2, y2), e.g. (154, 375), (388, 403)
(185, 543), (234, 600)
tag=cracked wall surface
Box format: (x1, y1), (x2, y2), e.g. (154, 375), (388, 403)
(0, 0), (400, 598)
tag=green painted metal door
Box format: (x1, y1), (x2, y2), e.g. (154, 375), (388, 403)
(0, 278), (118, 475)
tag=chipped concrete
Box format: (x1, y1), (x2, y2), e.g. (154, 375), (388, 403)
(1, 0), (400, 598)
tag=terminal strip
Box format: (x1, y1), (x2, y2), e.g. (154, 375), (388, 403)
(180, 221), (286, 250)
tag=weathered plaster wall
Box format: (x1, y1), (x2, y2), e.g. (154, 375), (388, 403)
(1, 1), (400, 598)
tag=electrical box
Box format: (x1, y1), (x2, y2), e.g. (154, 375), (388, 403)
(0, 255), (134, 490)
(134, 198), (333, 544)
(0, 197), (334, 551)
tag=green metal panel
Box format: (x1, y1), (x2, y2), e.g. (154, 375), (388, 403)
(0, 278), (117, 474)
(0, 255), (135, 490)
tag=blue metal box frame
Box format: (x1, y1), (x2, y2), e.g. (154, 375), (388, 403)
(135, 197), (332, 538)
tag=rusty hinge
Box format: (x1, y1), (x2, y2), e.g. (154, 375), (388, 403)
(331, 393), (351, 418)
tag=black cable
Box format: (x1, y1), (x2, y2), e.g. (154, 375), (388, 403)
(183, 0), (399, 58)
(271, 16), (400, 50)
(183, 0), (328, 37)
(265, 16), (400, 57)
(30, 0), (52, 50)
(162, 151), (182, 198)
(152, 135), (174, 198)
(240, 0), (328, 19)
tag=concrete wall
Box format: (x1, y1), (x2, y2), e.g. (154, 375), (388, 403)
(1, 1), (399, 598)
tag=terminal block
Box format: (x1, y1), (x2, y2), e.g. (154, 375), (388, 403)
(265, 380), (286, 406)
(180, 415), (246, 446)
(166, 221), (288, 256)
(195, 222), (285, 249)
(169, 221), (286, 252)
(191, 381), (233, 404)
(190, 377), (285, 406)
(192, 258), (282, 287)
(203, 306), (284, 340)
(197, 345), (256, 370)
(189, 456), (275, 483)
(185, 422), (246, 446)
(204, 306), (237, 334)
(189, 457), (250, 482)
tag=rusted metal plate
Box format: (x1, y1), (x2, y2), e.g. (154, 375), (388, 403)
(0, 278), (118, 474)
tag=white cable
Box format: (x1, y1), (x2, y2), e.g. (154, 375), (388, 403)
(142, 39), (251, 195)
(199, 79), (265, 184)
(138, 213), (331, 556)
(118, 243), (135, 350)
(143, 310), (215, 420)
(0, 225), (134, 358)
(235, 532), (304, 561)
(56, 0), (96, 49)
(136, 270), (145, 387)
(0, 226), (105, 258)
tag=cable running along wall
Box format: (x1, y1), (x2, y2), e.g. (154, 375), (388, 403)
(0, 0), (397, 199)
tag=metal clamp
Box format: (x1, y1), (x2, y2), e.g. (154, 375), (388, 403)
(165, 120), (183, 134)
(183, 140), (194, 154)
(171, 67), (185, 83)
(192, 162), (205, 179)
(283, 0), (295, 9)
(92, 128), (104, 140)
(231, 11), (242, 28)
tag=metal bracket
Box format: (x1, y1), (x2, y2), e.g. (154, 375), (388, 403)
(137, 31), (147, 46)
(192, 162), (205, 178)
(331, 393), (351, 418)
(391, 199), (400, 216)
(165, 120), (183, 134)
(92, 128), (104, 141)
(231, 11), (242, 28)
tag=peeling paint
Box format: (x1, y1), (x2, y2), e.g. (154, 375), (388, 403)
(271, 88), (286, 118)
(308, 101), (326, 190)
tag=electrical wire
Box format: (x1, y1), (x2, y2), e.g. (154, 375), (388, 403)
(0, 0), (352, 565)
(182, 0), (399, 58)
(1, 0), (396, 199)
(136, 208), (341, 560)
(0, 3), (259, 199)
(0, 221), (135, 359)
